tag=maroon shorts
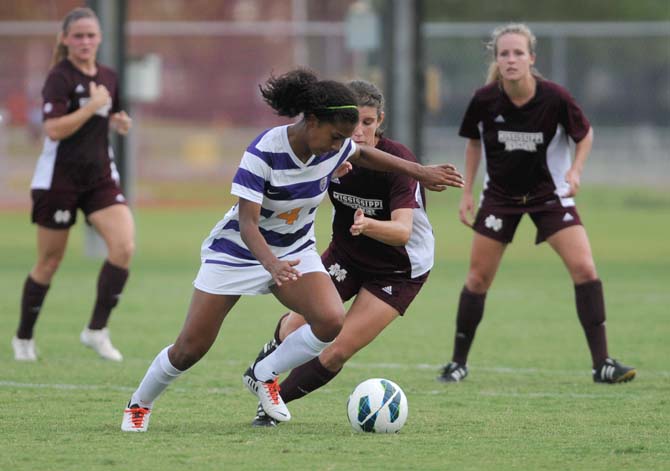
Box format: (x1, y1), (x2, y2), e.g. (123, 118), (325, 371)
(321, 245), (429, 316)
(473, 204), (582, 244)
(31, 177), (127, 229)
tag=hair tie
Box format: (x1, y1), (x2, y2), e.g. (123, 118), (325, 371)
(325, 105), (358, 110)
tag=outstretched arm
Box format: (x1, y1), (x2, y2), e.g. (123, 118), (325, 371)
(348, 144), (464, 191)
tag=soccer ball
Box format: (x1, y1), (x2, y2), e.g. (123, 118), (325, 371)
(347, 378), (408, 433)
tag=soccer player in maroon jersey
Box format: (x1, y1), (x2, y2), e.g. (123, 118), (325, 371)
(11, 7), (133, 362)
(249, 80), (438, 426)
(438, 23), (635, 384)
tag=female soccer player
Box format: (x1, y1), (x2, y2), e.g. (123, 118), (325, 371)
(438, 23), (635, 384)
(121, 69), (463, 432)
(12, 7), (133, 362)
(249, 80), (436, 426)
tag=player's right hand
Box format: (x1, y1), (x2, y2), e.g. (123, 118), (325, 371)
(267, 258), (302, 287)
(88, 82), (111, 110)
(459, 192), (475, 227)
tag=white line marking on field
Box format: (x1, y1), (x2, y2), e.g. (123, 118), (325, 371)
(0, 380), (648, 401)
(2, 363), (664, 396)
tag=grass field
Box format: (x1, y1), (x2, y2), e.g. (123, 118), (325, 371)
(1, 186), (669, 470)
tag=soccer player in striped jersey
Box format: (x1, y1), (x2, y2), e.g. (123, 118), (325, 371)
(249, 80), (436, 427)
(12, 7), (133, 363)
(438, 23), (635, 385)
(122, 69), (463, 432)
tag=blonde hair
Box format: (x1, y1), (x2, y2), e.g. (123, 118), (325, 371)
(485, 23), (541, 85)
(50, 7), (99, 67)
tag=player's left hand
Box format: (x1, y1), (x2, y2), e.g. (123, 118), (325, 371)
(111, 111), (132, 135)
(419, 164), (464, 191)
(333, 161), (352, 179)
(563, 168), (581, 197)
(350, 208), (367, 236)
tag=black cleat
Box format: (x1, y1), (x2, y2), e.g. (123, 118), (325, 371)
(593, 358), (636, 384)
(251, 402), (277, 427)
(254, 339), (278, 365)
(437, 362), (468, 383)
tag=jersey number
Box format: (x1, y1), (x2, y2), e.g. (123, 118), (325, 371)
(277, 208), (301, 225)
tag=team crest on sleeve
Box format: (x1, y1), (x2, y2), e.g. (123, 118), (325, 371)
(327, 263), (347, 282)
(319, 176), (329, 192)
(484, 214), (503, 232)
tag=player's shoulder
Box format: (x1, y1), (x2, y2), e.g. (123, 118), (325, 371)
(537, 78), (575, 102)
(377, 137), (417, 163)
(472, 82), (502, 101)
(46, 60), (72, 80)
(249, 126), (281, 148)
(96, 63), (118, 80)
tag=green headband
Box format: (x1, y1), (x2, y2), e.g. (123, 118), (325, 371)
(325, 105), (358, 110)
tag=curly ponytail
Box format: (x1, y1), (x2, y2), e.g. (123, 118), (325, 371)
(260, 68), (358, 125)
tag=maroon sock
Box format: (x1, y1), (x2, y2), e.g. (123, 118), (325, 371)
(88, 261), (129, 330)
(452, 286), (486, 365)
(575, 279), (609, 367)
(279, 357), (340, 403)
(17, 276), (50, 339)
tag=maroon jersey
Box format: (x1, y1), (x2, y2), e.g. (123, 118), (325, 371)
(328, 137), (434, 277)
(31, 59), (120, 191)
(459, 79), (590, 209)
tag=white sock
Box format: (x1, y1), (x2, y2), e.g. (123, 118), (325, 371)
(130, 345), (183, 408)
(253, 324), (331, 381)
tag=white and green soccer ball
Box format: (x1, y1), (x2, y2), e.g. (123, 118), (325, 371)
(347, 378), (408, 433)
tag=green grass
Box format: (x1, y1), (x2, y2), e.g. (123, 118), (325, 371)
(1, 186), (669, 470)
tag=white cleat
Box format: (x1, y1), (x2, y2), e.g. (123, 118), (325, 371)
(12, 336), (37, 361)
(121, 404), (151, 432)
(243, 367), (291, 422)
(80, 327), (123, 361)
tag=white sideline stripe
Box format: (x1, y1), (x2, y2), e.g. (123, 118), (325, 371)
(476, 391), (629, 399)
(2, 362), (662, 396)
(217, 359), (665, 377)
(0, 380), (239, 395)
(0, 380), (647, 401)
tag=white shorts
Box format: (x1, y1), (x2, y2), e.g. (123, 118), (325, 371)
(193, 246), (327, 295)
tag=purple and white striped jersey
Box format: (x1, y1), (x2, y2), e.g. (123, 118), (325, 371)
(200, 125), (357, 267)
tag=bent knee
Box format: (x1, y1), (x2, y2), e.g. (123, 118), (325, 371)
(169, 341), (208, 370)
(570, 262), (598, 284)
(313, 307), (345, 342)
(108, 240), (135, 266)
(34, 254), (64, 280)
(465, 271), (493, 293)
(321, 343), (353, 371)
